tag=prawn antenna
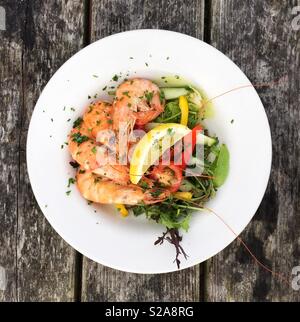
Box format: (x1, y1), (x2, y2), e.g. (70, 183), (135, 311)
(203, 74), (288, 106)
(204, 206), (290, 286)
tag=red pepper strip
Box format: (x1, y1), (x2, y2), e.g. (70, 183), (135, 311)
(174, 124), (203, 169)
(150, 162), (183, 193)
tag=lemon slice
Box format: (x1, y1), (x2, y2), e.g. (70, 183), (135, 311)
(130, 123), (191, 184)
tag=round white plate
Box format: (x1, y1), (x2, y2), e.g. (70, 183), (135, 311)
(27, 30), (272, 274)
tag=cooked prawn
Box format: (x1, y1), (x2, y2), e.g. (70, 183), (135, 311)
(69, 100), (114, 169)
(113, 78), (164, 130)
(76, 168), (170, 205)
(83, 101), (113, 138)
(68, 128), (99, 170)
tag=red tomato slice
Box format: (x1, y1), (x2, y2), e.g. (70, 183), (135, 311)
(150, 163), (183, 192)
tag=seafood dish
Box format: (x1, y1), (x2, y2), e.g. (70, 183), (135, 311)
(68, 76), (229, 267)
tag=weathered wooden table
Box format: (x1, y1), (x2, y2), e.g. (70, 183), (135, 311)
(0, 0), (299, 302)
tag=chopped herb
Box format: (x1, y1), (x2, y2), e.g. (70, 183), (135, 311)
(88, 95), (91, 99)
(91, 146), (97, 154)
(145, 62), (149, 67)
(73, 117), (83, 128)
(145, 91), (153, 103)
(167, 128), (173, 135)
(43, 110), (45, 113)
(127, 103), (132, 107)
(92, 74), (99, 78)
(102, 86), (107, 91)
(87, 201), (93, 205)
(67, 118), (71, 122)
(63, 106), (66, 111)
(51, 118), (53, 122)
(94, 94), (98, 98)
(231, 119), (234, 124)
(61, 145), (64, 149)
(108, 91), (115, 96)
(166, 56), (170, 60)
(129, 57), (134, 59)
(69, 161), (79, 168)
(107, 119), (113, 124)
(112, 74), (119, 81)
(71, 132), (89, 144)
(79, 169), (86, 174)
(70, 107), (75, 112)
(175, 75), (180, 79)
(64, 142), (68, 146)
(122, 91), (130, 97)
(66, 190), (71, 196)
(45, 205), (48, 208)
(67, 178), (75, 187)
(161, 76), (166, 79)
(96, 120), (101, 126)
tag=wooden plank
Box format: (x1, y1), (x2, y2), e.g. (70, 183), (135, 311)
(0, 0), (24, 302)
(206, 0), (300, 301)
(11, 0), (84, 301)
(81, 0), (204, 302)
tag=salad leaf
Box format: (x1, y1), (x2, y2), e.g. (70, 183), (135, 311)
(154, 100), (200, 129)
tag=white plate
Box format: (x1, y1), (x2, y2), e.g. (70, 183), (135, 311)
(27, 30), (272, 274)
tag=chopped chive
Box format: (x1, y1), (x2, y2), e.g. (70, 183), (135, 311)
(112, 74), (119, 81)
(67, 178), (75, 188)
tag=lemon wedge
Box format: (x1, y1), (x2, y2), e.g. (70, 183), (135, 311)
(130, 123), (191, 184)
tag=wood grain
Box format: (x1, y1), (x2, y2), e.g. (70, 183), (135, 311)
(206, 0), (300, 301)
(0, 0), (85, 301)
(0, 0), (24, 302)
(81, 0), (204, 302)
